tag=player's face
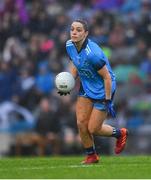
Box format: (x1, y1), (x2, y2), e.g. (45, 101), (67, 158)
(70, 22), (88, 43)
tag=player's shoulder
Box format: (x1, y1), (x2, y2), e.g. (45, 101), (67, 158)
(88, 39), (102, 50)
(87, 39), (103, 56)
(66, 39), (73, 47)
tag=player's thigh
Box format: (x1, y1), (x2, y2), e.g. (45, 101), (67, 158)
(76, 97), (93, 125)
(88, 108), (107, 132)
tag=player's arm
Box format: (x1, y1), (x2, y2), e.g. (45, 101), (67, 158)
(98, 65), (112, 100)
(69, 61), (78, 80)
(98, 65), (116, 117)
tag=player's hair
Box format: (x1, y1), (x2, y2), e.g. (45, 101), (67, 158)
(73, 19), (88, 32)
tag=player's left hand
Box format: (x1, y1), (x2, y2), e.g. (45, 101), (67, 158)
(105, 99), (116, 118)
(58, 91), (70, 96)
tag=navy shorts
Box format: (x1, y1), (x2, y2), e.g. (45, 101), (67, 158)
(78, 86), (115, 111)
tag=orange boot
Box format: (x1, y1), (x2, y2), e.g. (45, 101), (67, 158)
(81, 154), (99, 164)
(115, 128), (128, 154)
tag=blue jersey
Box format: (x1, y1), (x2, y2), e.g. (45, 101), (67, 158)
(66, 38), (116, 100)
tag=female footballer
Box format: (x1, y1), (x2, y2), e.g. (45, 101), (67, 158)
(59, 19), (128, 164)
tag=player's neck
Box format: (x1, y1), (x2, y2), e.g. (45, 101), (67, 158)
(75, 38), (86, 51)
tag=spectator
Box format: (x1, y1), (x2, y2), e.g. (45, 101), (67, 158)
(35, 61), (54, 95)
(16, 97), (61, 156)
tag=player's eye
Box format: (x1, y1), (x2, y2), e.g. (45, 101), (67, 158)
(70, 26), (83, 32)
(77, 29), (82, 32)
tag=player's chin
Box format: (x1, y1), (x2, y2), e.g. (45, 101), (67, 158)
(71, 38), (80, 43)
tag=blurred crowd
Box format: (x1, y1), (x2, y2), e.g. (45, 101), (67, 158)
(0, 0), (151, 156)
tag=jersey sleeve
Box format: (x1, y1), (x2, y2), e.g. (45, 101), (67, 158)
(66, 40), (73, 60)
(89, 41), (108, 71)
(91, 52), (107, 71)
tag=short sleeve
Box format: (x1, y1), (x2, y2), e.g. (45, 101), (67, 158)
(89, 42), (107, 71)
(92, 54), (106, 71)
(66, 40), (73, 61)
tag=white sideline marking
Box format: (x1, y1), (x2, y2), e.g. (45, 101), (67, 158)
(22, 165), (96, 170)
(0, 164), (100, 171)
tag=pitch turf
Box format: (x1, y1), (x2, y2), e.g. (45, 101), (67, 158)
(0, 156), (151, 179)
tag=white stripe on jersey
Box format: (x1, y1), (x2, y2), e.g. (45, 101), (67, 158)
(86, 45), (91, 53)
(85, 48), (89, 55)
(66, 41), (73, 46)
(66, 43), (73, 46)
(66, 42), (72, 45)
(66, 40), (72, 45)
(66, 44), (73, 47)
(67, 40), (72, 43)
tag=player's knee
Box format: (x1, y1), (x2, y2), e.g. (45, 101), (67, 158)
(88, 125), (99, 135)
(77, 120), (88, 133)
(88, 126), (96, 134)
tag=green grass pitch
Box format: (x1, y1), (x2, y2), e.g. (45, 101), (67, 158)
(0, 156), (151, 179)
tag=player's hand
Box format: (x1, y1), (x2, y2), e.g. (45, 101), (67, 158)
(105, 99), (116, 118)
(58, 91), (70, 96)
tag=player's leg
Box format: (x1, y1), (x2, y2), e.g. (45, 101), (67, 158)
(76, 97), (99, 164)
(88, 108), (128, 154)
(88, 109), (113, 136)
(76, 97), (93, 147)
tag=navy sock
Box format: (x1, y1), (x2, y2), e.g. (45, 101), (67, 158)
(112, 127), (121, 138)
(85, 146), (96, 155)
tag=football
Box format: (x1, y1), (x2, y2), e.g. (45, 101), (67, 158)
(55, 72), (75, 93)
